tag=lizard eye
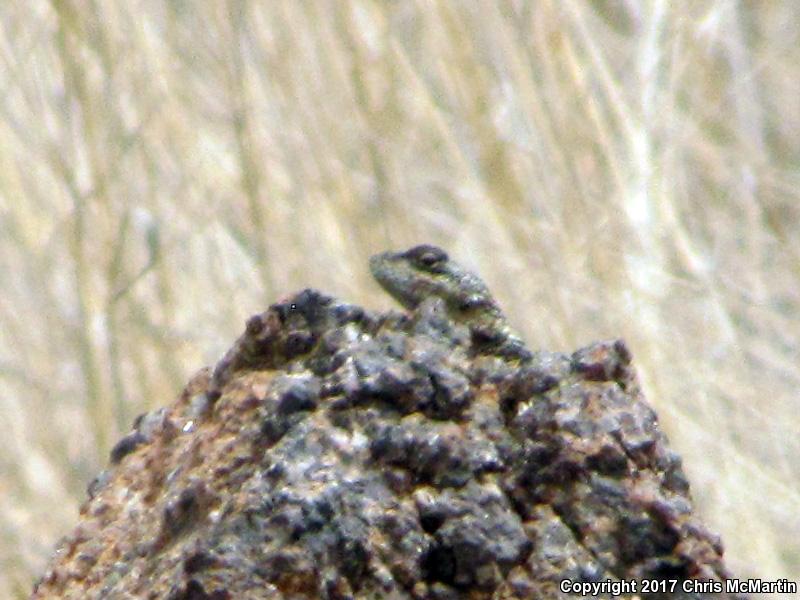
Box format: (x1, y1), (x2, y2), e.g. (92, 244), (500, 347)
(419, 252), (442, 267)
(406, 245), (448, 270)
(458, 295), (489, 311)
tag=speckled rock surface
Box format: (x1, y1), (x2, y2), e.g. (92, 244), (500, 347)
(32, 289), (745, 599)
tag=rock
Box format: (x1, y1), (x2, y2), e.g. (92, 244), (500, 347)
(31, 289), (746, 599)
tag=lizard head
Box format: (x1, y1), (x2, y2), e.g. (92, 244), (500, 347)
(370, 244), (492, 312)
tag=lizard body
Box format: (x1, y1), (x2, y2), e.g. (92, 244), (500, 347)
(370, 245), (531, 361)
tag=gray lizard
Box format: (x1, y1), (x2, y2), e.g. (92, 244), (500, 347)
(370, 245), (531, 361)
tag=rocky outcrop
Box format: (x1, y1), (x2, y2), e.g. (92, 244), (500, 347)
(32, 289), (745, 599)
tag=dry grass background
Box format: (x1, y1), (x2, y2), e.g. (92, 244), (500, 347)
(1, 0), (798, 596)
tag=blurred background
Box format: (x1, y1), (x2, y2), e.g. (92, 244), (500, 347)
(1, 1), (798, 596)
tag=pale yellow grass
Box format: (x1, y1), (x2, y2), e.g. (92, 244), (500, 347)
(1, 1), (798, 597)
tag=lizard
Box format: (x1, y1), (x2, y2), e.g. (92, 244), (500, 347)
(369, 244), (532, 362)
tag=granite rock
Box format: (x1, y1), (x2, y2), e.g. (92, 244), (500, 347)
(32, 290), (746, 599)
